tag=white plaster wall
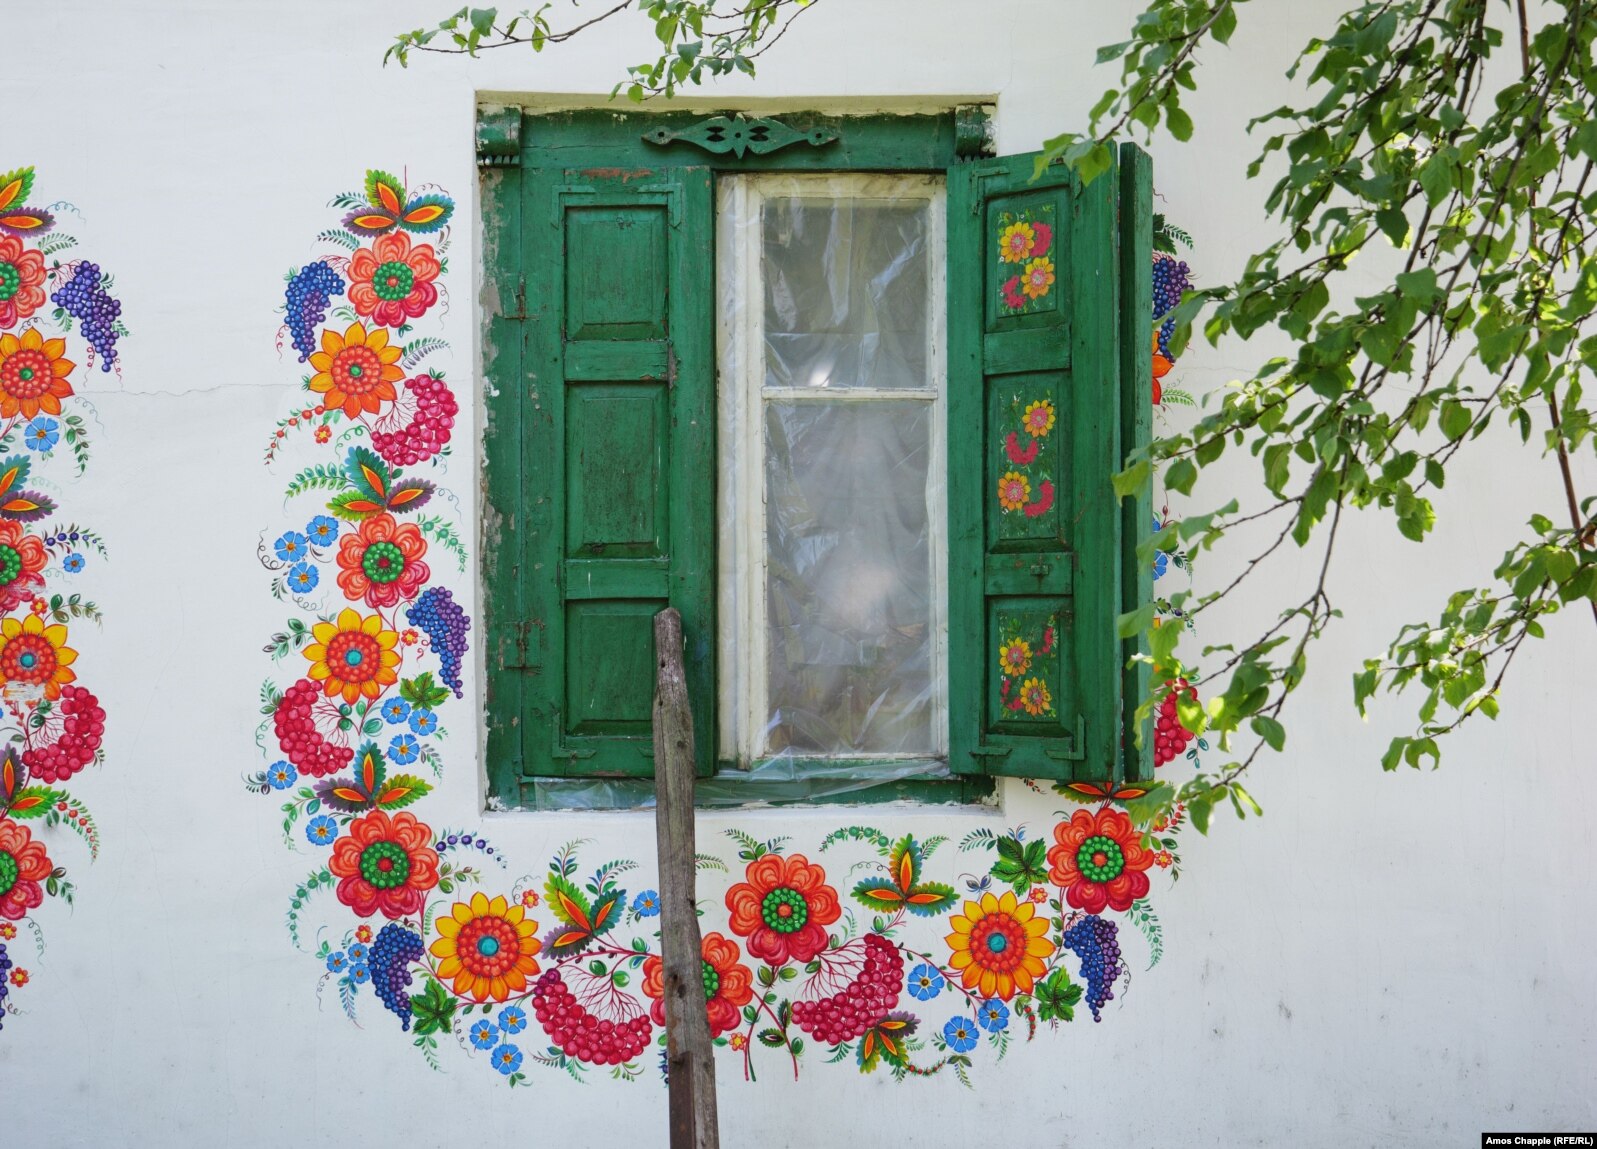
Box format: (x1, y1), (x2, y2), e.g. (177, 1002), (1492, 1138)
(0, 1), (1592, 1145)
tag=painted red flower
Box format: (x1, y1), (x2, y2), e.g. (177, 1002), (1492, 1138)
(335, 512), (430, 609)
(348, 232), (441, 328)
(642, 931), (755, 1037)
(328, 809), (440, 919)
(725, 853), (841, 965)
(0, 235), (48, 329)
(1047, 806), (1153, 914)
(0, 817), (52, 921)
(0, 520), (48, 614)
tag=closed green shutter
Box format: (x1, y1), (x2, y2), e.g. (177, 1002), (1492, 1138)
(947, 146), (1151, 783)
(487, 165), (716, 783)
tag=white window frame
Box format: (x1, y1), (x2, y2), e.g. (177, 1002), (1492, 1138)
(715, 172), (949, 768)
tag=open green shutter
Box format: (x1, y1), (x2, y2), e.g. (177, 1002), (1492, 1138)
(494, 165), (715, 781)
(948, 147), (1149, 783)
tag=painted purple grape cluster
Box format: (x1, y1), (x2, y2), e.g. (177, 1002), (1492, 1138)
(369, 923), (423, 1030)
(0, 941), (10, 1030)
(284, 261), (345, 363)
(50, 262), (121, 371)
(1062, 914), (1123, 1023)
(406, 586), (470, 697)
(1152, 254), (1191, 361)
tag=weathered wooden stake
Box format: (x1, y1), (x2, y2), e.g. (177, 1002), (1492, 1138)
(653, 608), (719, 1149)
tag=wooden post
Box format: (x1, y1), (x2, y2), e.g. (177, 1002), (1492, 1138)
(653, 608), (719, 1149)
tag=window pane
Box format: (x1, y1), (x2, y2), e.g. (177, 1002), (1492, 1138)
(762, 198), (930, 391)
(764, 400), (934, 755)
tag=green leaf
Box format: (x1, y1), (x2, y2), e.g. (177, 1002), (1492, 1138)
(409, 978), (457, 1036)
(1249, 715), (1286, 752)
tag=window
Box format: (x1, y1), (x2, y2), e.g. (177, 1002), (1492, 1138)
(480, 108), (1153, 809)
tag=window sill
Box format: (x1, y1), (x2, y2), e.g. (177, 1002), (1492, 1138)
(503, 760), (995, 811)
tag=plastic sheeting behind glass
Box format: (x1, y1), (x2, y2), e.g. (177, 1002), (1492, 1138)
(718, 174), (947, 769)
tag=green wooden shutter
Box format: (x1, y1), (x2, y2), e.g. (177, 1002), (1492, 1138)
(947, 146), (1150, 783)
(488, 165), (716, 783)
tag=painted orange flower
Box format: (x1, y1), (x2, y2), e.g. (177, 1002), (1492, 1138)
(945, 890), (1054, 1001)
(1022, 257), (1055, 301)
(0, 521), (48, 614)
(998, 221), (1036, 264)
(998, 639), (1032, 678)
(1153, 332), (1172, 404)
(328, 809), (440, 919)
(303, 607), (400, 703)
(1047, 806), (1154, 914)
(642, 931), (754, 1037)
(0, 613), (76, 701)
(335, 512), (430, 609)
(0, 235), (48, 329)
(307, 322), (404, 419)
(725, 853), (841, 966)
(1018, 677), (1052, 716)
(0, 817), (53, 920)
(348, 232), (442, 329)
(430, 891), (542, 1001)
(1022, 399), (1055, 438)
(0, 327), (74, 420)
(998, 471), (1030, 512)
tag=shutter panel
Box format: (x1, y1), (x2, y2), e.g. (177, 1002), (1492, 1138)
(507, 166), (715, 780)
(948, 150), (1143, 783)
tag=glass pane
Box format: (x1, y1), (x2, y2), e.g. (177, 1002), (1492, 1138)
(762, 198), (930, 391)
(764, 400), (934, 755)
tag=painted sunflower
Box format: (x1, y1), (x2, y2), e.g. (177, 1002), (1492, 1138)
(0, 817), (51, 920)
(1018, 677), (1052, 716)
(430, 891), (542, 1002)
(997, 471), (1030, 513)
(307, 322), (404, 419)
(642, 931), (754, 1038)
(303, 607), (400, 703)
(998, 639), (1032, 678)
(1046, 806), (1153, 914)
(1022, 399), (1056, 438)
(1022, 257), (1056, 301)
(0, 327), (74, 420)
(944, 889), (1054, 1002)
(0, 613), (76, 701)
(348, 232), (441, 329)
(328, 809), (440, 919)
(725, 853), (841, 966)
(335, 512), (430, 609)
(998, 220), (1036, 264)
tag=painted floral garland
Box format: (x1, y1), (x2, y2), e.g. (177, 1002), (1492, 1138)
(245, 172), (1203, 1087)
(0, 166), (120, 1033)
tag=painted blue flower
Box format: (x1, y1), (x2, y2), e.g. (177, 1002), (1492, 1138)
(632, 890), (660, 917)
(387, 733), (420, 766)
(381, 698), (412, 726)
(305, 516), (340, 547)
(907, 962), (945, 1001)
(348, 943), (369, 963)
(305, 815), (339, 846)
(274, 531), (309, 561)
(349, 963), (371, 985)
(286, 562), (319, 594)
(326, 951), (348, 974)
(1152, 550), (1168, 580)
(23, 417), (58, 452)
(976, 997), (1010, 1033)
(943, 1016), (979, 1053)
(498, 1005), (528, 1035)
(267, 761), (297, 790)
(62, 553), (84, 573)
(491, 1043), (524, 1075)
(469, 1019), (499, 1049)
(408, 708), (437, 736)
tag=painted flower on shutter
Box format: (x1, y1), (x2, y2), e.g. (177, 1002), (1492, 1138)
(997, 638), (1031, 677)
(995, 205), (1055, 315)
(997, 470), (1030, 512)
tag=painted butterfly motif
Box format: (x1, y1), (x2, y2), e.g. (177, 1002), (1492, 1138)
(0, 168), (54, 237)
(327, 446), (434, 520)
(1060, 780), (1153, 802)
(343, 170), (454, 237)
(542, 873), (626, 958)
(316, 742), (431, 812)
(0, 456), (57, 522)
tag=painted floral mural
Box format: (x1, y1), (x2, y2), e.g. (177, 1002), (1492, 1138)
(0, 166), (121, 1034)
(245, 173), (1204, 1087)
